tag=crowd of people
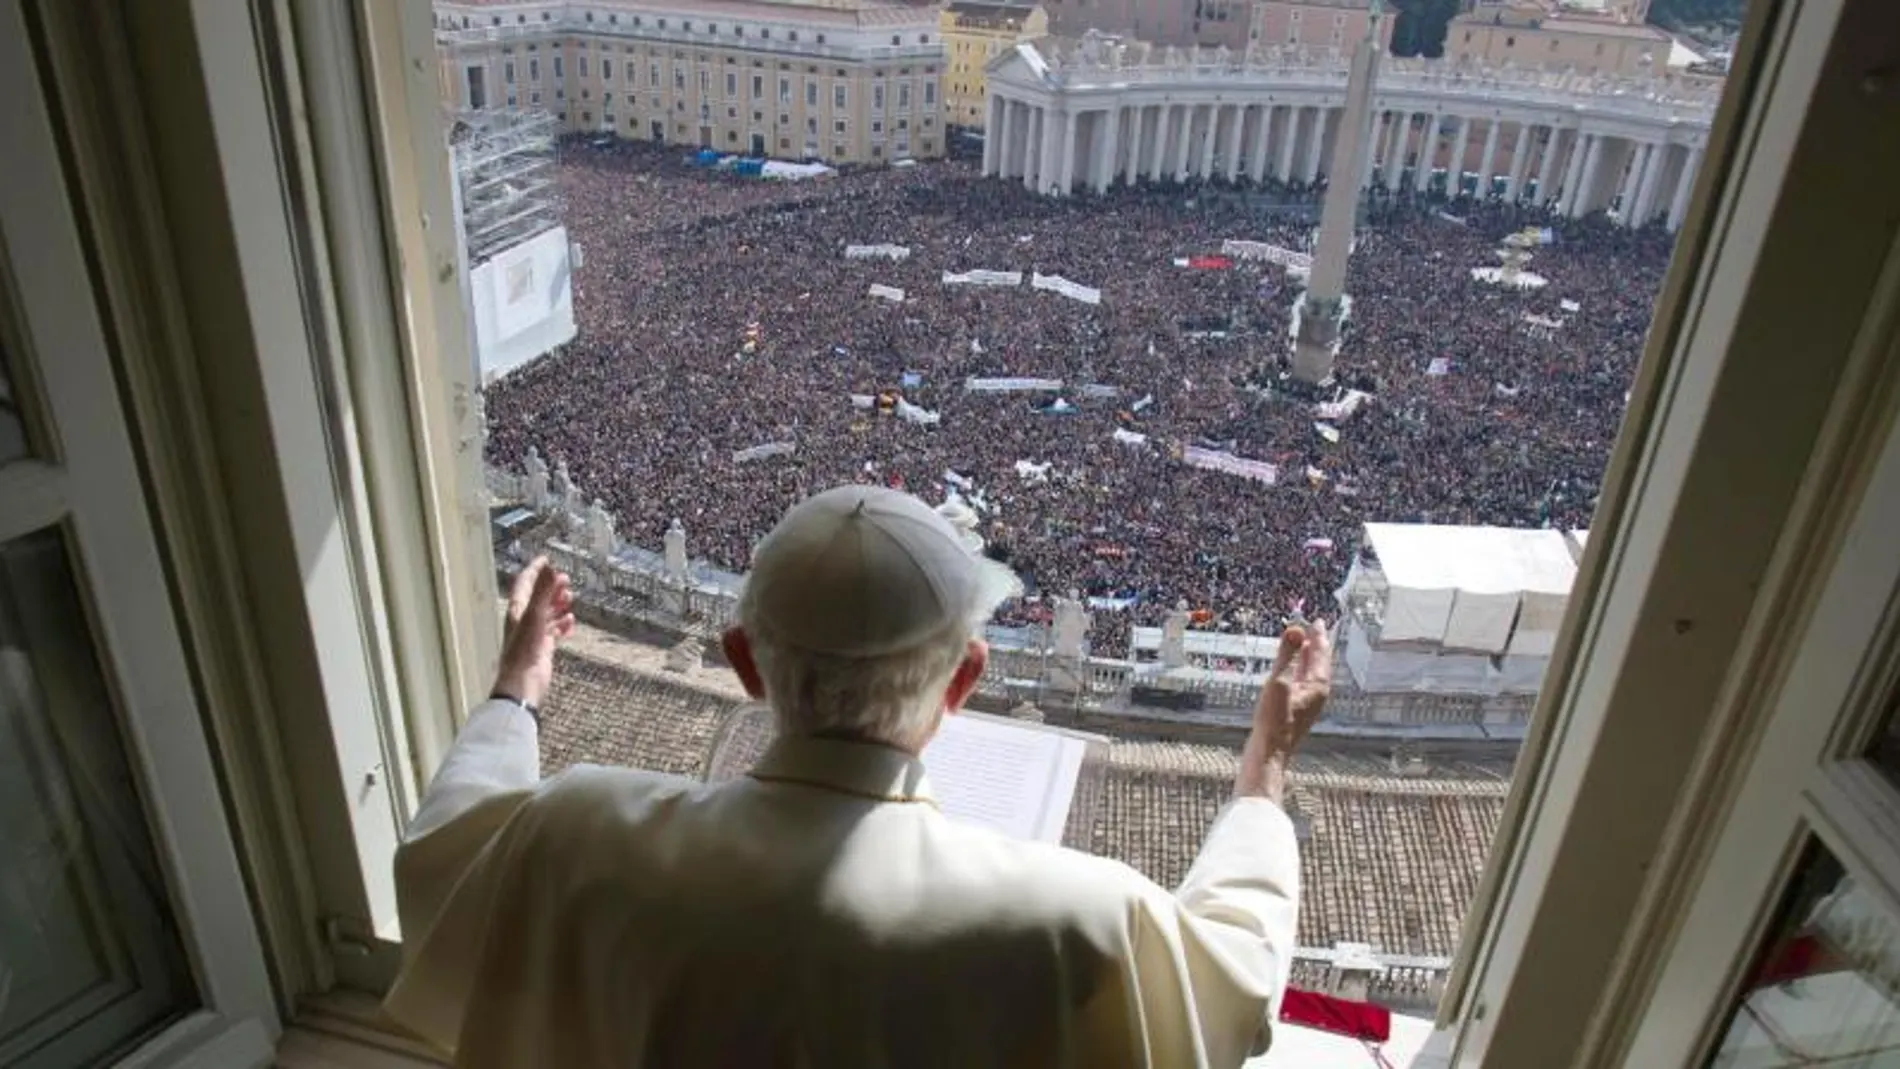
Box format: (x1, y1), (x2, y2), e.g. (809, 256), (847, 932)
(484, 137), (1676, 656)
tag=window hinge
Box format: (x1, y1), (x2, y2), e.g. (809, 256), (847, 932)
(321, 915), (378, 958)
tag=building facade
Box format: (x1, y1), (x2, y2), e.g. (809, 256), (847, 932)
(1444, 11), (1674, 77)
(1040, 0), (1391, 53)
(940, 2), (1048, 129)
(983, 37), (1715, 228)
(436, 0), (947, 164)
(1040, 0), (1247, 49)
(1249, 0), (1395, 52)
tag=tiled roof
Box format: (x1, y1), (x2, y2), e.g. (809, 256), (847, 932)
(538, 651), (1511, 963)
(539, 650), (736, 777)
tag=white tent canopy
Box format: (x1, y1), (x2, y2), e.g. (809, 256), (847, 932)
(1363, 523), (1577, 655)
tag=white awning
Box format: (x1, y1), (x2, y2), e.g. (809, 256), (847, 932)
(1364, 524), (1577, 654)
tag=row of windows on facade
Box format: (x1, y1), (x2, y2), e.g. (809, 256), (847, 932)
(495, 60), (937, 111)
(478, 75), (940, 135)
(1462, 29), (1618, 55)
(450, 6), (932, 46)
(569, 111), (933, 156)
(497, 50), (937, 84)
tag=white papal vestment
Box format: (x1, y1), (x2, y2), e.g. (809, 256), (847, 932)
(386, 700), (1300, 1067)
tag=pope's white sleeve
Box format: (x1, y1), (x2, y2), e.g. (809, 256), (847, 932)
(393, 700), (541, 969)
(407, 698), (542, 839)
(1170, 796), (1302, 1063)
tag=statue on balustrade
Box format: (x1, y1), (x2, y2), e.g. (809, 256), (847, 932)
(1160, 599), (1191, 670)
(551, 458), (575, 514)
(586, 498), (617, 559)
(1051, 589), (1090, 660)
(1075, 31), (1103, 67)
(664, 518), (689, 578)
(524, 446), (550, 511)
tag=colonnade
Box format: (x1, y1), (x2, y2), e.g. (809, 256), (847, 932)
(983, 92), (1705, 230)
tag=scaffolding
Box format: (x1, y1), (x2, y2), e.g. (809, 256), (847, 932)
(450, 108), (562, 266)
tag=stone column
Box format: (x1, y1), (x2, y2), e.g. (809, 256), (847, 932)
(1535, 126), (1563, 206)
(995, 98), (1014, 177)
(1573, 133), (1606, 217)
(1592, 137), (1620, 217)
(1223, 104), (1244, 181)
(1447, 115), (1472, 195)
(1668, 145), (1702, 231)
(1147, 104), (1162, 179)
(1614, 140), (1643, 222)
(1013, 103), (1025, 185)
(1302, 106), (1326, 183)
(984, 94), (1002, 175)
(1040, 106), (1065, 194)
(1095, 107), (1120, 193)
(1170, 104), (1185, 182)
(1249, 104), (1273, 182)
(1383, 111), (1408, 188)
(1417, 111), (1441, 187)
(1506, 121), (1533, 200)
(1023, 104), (1043, 190)
(1278, 106), (1301, 181)
(1559, 131), (1591, 216)
(1198, 105), (1218, 178)
(1475, 119), (1501, 198)
(1632, 141), (1666, 225)
(1056, 108), (1079, 195)
(1127, 106), (1147, 184)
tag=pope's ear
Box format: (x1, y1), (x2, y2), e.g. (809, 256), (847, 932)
(723, 628), (768, 700)
(943, 639), (988, 713)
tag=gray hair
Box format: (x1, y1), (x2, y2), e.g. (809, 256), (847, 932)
(737, 601), (974, 745)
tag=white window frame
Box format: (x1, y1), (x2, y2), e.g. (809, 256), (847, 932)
(34, 0), (500, 1006)
(1622, 255), (1900, 1066)
(1436, 0), (1900, 1062)
(0, 0), (279, 1062)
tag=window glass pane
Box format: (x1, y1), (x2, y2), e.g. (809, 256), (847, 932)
(0, 337), (26, 465)
(1708, 841), (1900, 1067)
(0, 527), (196, 1066)
(1863, 694), (1900, 790)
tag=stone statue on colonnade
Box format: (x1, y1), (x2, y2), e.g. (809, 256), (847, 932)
(664, 518), (688, 579)
(1160, 599), (1191, 670)
(551, 458), (574, 513)
(1052, 589), (1090, 660)
(586, 498), (617, 559)
(524, 446), (550, 511)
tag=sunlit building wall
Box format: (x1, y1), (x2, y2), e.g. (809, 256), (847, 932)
(939, 2), (1047, 130)
(437, 0), (948, 164)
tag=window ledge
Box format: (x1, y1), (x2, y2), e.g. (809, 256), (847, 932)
(1249, 1013), (1443, 1067)
(276, 1030), (445, 1069)
(275, 998), (1442, 1067)
(276, 994), (446, 1069)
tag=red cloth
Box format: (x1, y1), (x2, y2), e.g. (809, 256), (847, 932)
(1751, 932), (1843, 990)
(1279, 987), (1393, 1043)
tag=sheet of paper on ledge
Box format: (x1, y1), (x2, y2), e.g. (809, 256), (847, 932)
(920, 713), (1090, 843)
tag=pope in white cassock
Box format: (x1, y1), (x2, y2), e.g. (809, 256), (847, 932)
(385, 485), (1332, 1068)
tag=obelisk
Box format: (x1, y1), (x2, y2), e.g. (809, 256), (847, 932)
(1290, 1), (1386, 384)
